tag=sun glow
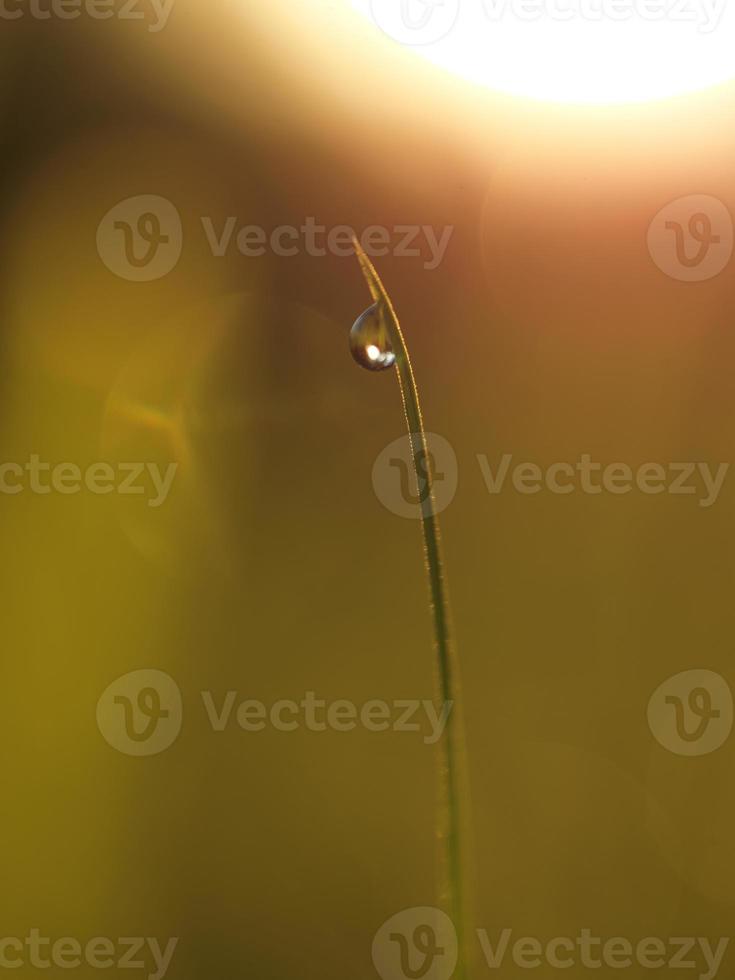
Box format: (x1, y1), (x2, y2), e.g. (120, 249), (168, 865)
(348, 0), (735, 104)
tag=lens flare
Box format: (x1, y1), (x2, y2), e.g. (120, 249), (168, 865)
(349, 0), (735, 104)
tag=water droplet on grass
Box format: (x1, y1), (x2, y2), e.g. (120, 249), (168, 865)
(349, 303), (396, 372)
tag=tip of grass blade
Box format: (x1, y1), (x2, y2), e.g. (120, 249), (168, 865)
(352, 235), (400, 333)
(352, 235), (385, 305)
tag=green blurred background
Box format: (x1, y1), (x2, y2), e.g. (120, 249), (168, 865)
(1, 1), (735, 977)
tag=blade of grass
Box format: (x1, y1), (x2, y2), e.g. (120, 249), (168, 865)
(353, 238), (469, 979)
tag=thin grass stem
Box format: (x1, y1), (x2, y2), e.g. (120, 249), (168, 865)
(353, 240), (468, 980)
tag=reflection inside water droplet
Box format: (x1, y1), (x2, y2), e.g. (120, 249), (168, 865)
(349, 303), (396, 372)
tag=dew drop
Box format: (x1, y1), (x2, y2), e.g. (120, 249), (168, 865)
(349, 303), (396, 372)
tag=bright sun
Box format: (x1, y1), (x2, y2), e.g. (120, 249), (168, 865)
(348, 0), (735, 105)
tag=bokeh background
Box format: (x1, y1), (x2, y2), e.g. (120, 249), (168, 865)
(2, 1), (735, 977)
